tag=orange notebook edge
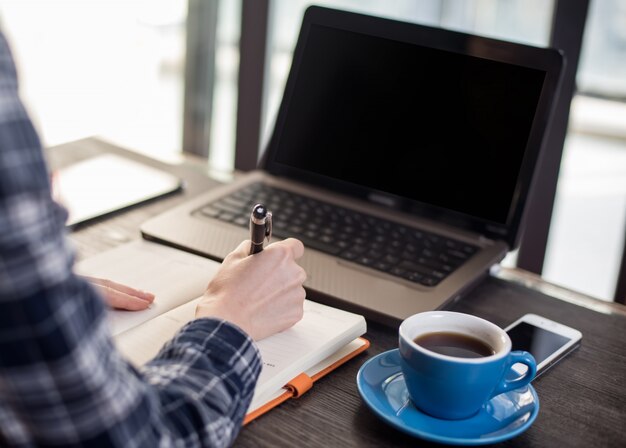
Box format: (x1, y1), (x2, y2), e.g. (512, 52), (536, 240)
(243, 337), (370, 425)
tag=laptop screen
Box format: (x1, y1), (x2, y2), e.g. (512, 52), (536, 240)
(265, 7), (562, 247)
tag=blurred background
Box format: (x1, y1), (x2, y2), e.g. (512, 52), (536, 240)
(0, 0), (624, 302)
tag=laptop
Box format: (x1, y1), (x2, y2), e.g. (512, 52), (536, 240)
(141, 6), (563, 325)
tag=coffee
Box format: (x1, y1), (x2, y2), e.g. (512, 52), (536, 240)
(413, 332), (495, 358)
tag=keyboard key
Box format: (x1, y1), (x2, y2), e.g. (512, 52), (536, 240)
(447, 249), (470, 260)
(218, 212), (235, 222)
(340, 250), (359, 260)
(336, 232), (351, 241)
(373, 234), (387, 244)
(421, 249), (434, 258)
(412, 230), (424, 240)
(199, 206), (220, 218)
(373, 261), (392, 272)
(404, 271), (424, 283)
(462, 244), (478, 255)
(420, 277), (439, 287)
(368, 250), (384, 259)
(405, 243), (418, 253)
(397, 260), (429, 274)
(272, 220), (289, 232)
(222, 196), (248, 209)
(350, 245), (367, 255)
(320, 235), (334, 244)
(356, 256), (377, 266)
(415, 256), (448, 271)
(383, 254), (400, 265)
(213, 200), (242, 215)
(397, 260), (446, 279)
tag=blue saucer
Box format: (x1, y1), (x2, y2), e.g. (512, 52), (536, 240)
(356, 349), (539, 446)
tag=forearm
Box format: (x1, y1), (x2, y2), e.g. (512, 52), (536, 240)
(142, 319), (261, 447)
(0, 272), (261, 447)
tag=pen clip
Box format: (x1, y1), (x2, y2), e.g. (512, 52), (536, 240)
(265, 212), (272, 243)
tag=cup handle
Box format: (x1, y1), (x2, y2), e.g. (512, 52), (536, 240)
(490, 350), (537, 398)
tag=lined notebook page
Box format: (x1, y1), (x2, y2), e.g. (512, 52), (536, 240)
(114, 298), (202, 364)
(250, 300), (366, 408)
(115, 298), (366, 411)
(75, 240), (219, 336)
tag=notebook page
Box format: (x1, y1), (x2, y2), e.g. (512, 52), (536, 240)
(250, 300), (366, 408)
(247, 338), (368, 414)
(75, 240), (219, 336)
(115, 298), (366, 410)
(115, 298), (202, 365)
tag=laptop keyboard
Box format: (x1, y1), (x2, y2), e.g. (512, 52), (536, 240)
(192, 182), (478, 287)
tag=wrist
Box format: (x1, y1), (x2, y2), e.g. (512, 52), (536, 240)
(195, 295), (250, 336)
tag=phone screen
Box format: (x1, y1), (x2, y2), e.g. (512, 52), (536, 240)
(507, 322), (572, 365)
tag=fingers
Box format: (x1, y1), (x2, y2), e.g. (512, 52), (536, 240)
(224, 240), (252, 262)
(271, 238), (305, 259)
(84, 276), (155, 302)
(83, 276), (155, 311)
(297, 265), (308, 284)
(91, 283), (153, 311)
(228, 238), (304, 262)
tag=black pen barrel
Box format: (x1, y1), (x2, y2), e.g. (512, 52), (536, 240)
(249, 222), (266, 255)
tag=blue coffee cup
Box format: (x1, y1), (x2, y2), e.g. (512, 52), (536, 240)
(399, 311), (536, 420)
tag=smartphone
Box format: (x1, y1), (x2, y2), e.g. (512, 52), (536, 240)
(504, 313), (582, 378)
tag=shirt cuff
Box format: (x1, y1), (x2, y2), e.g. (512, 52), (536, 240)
(181, 317), (259, 361)
(147, 317), (262, 395)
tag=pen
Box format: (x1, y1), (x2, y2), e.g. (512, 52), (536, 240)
(249, 203), (272, 255)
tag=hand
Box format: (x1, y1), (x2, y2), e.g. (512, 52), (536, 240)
(196, 238), (307, 340)
(84, 276), (155, 311)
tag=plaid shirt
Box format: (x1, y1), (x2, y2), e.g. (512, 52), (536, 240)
(0, 33), (261, 447)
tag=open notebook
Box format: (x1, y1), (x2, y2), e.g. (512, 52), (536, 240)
(75, 240), (369, 421)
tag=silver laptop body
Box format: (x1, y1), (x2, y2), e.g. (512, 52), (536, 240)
(142, 7), (563, 325)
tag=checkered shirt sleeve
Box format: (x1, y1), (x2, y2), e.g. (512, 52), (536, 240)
(0, 33), (261, 447)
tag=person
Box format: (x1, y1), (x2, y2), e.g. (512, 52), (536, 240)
(0, 32), (307, 447)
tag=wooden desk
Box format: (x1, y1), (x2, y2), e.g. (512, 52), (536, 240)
(51, 138), (626, 448)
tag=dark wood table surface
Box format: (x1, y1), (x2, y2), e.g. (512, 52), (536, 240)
(49, 138), (626, 448)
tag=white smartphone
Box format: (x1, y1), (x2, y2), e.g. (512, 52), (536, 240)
(504, 313), (582, 378)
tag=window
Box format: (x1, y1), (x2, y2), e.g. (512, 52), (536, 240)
(0, 0), (187, 161)
(542, 0), (626, 300)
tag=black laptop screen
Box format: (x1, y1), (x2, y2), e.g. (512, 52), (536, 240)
(270, 24), (547, 225)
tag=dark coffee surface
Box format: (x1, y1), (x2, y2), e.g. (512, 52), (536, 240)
(413, 332), (495, 358)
